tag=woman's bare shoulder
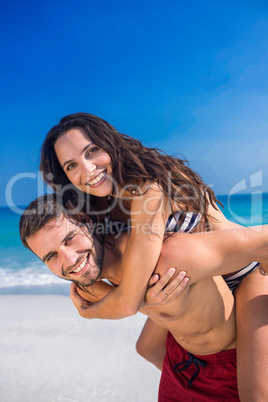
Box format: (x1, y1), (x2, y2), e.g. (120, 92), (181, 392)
(207, 204), (241, 230)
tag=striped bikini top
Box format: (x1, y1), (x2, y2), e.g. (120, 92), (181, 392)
(105, 194), (202, 234)
(165, 211), (202, 233)
(104, 197), (202, 235)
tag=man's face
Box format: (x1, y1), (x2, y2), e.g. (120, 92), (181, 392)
(27, 216), (104, 286)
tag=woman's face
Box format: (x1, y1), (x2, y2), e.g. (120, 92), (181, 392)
(54, 127), (113, 197)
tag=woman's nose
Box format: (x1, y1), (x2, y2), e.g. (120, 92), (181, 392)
(80, 159), (96, 176)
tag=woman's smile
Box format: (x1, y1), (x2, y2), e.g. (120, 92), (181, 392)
(85, 170), (107, 187)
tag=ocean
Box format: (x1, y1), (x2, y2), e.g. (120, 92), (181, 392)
(1, 193), (268, 295)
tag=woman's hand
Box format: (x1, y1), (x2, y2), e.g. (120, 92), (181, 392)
(70, 280), (116, 318)
(70, 283), (95, 317)
(144, 268), (189, 306)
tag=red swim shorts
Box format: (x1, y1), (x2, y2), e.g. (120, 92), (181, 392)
(158, 332), (239, 401)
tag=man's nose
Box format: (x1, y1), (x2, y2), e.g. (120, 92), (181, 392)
(60, 248), (78, 268)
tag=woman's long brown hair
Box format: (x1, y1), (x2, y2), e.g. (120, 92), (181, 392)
(40, 112), (219, 229)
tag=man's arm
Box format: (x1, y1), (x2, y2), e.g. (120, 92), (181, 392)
(136, 318), (168, 371)
(156, 225), (268, 283)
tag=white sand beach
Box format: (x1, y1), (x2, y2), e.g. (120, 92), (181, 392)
(0, 294), (161, 402)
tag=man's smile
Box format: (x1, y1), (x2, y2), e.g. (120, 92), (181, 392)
(69, 254), (89, 276)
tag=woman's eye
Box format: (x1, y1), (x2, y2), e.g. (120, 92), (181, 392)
(86, 147), (99, 157)
(66, 163), (76, 171)
(65, 234), (75, 244)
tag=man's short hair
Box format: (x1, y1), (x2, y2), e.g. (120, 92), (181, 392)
(19, 193), (95, 251)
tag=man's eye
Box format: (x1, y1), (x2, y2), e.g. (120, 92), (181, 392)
(47, 252), (56, 262)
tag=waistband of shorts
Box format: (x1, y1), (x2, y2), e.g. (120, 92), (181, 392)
(192, 347), (236, 364)
(167, 333), (236, 364)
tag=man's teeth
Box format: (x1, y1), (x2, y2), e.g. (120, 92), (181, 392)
(72, 256), (88, 273)
(87, 171), (105, 186)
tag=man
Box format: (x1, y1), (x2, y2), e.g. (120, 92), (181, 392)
(20, 194), (268, 401)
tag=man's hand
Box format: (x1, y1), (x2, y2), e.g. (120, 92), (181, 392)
(144, 268), (189, 306)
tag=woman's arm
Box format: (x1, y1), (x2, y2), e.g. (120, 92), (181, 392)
(71, 184), (168, 320)
(71, 268), (189, 315)
(73, 280), (115, 303)
(71, 223), (268, 318)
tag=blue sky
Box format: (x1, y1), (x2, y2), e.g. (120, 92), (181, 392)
(1, 0), (268, 209)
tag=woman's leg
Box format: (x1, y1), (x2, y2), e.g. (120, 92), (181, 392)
(235, 266), (268, 401)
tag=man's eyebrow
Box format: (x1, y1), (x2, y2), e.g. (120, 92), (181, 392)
(62, 144), (93, 169)
(42, 229), (77, 262)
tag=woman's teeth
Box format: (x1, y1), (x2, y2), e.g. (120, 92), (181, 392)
(87, 171), (105, 186)
(72, 256), (88, 273)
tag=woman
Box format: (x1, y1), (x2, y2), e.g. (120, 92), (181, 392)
(40, 113), (268, 400)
